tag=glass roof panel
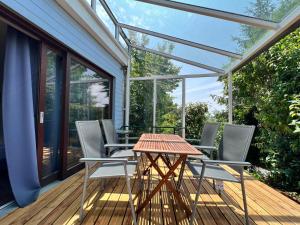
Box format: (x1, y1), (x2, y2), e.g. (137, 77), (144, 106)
(105, 0), (292, 57)
(125, 30), (232, 70)
(176, 0), (300, 22)
(102, 0), (299, 73)
(95, 1), (115, 36)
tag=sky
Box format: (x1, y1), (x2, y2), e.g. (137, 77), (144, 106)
(93, 0), (295, 113)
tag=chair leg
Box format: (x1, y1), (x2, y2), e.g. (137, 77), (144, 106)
(240, 171), (249, 225)
(190, 164), (206, 225)
(126, 176), (138, 225)
(80, 166), (89, 221)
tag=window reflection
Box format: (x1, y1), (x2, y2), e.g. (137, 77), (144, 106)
(67, 59), (111, 169)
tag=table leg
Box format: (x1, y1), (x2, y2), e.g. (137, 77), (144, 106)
(136, 153), (191, 216)
(177, 157), (186, 190)
(160, 154), (177, 177)
(142, 154), (160, 175)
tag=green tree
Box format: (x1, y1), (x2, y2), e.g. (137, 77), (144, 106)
(185, 103), (208, 139)
(227, 27), (300, 191)
(289, 94), (300, 133)
(234, 0), (299, 51)
(129, 33), (181, 134)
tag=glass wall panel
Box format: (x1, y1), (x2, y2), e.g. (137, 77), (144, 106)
(41, 49), (64, 178)
(185, 77), (226, 140)
(156, 79), (182, 134)
(129, 80), (153, 136)
(67, 59), (111, 169)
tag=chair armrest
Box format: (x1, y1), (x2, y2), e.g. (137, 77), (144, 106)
(104, 143), (135, 148)
(193, 145), (217, 151)
(202, 159), (251, 167)
(79, 158), (128, 163)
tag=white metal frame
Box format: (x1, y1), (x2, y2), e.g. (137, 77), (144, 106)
(136, 0), (279, 29)
(95, 0), (300, 134)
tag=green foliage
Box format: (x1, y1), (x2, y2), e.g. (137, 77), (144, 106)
(129, 33), (181, 134)
(289, 94), (300, 133)
(234, 0), (299, 51)
(226, 27), (300, 192)
(185, 103), (208, 139)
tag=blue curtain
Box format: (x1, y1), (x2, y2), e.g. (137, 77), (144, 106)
(2, 26), (40, 207)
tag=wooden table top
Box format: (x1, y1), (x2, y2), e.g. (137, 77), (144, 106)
(133, 133), (202, 155)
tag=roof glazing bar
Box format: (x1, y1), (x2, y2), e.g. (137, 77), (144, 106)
(136, 0), (279, 30)
(130, 73), (225, 80)
(131, 44), (225, 74)
(98, 0), (130, 44)
(119, 23), (241, 59)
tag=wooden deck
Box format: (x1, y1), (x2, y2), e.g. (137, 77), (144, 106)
(1, 158), (300, 225)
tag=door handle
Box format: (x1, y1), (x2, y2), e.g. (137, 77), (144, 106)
(40, 111), (44, 124)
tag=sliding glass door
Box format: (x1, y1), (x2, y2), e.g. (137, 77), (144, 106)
(66, 57), (112, 171)
(37, 44), (65, 184)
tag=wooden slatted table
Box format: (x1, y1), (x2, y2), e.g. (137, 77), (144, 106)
(133, 133), (202, 216)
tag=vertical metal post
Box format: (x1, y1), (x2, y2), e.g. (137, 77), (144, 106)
(115, 24), (120, 41)
(228, 71), (233, 124)
(91, 0), (96, 11)
(125, 47), (132, 143)
(153, 78), (157, 133)
(181, 78), (186, 138)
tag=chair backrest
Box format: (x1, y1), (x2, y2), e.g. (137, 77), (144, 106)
(75, 120), (106, 159)
(101, 119), (118, 144)
(219, 124), (255, 163)
(200, 122), (220, 146)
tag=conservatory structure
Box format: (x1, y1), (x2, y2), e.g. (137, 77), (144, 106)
(0, 0), (299, 224)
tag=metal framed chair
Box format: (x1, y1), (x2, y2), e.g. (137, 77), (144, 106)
(176, 122), (220, 189)
(76, 120), (138, 225)
(188, 124), (255, 225)
(101, 119), (139, 159)
(187, 122), (220, 160)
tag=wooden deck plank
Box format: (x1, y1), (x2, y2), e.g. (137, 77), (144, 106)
(0, 170), (83, 225)
(1, 158), (299, 225)
(95, 178), (126, 225)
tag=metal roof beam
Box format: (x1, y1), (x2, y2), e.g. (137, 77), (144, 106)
(119, 23), (241, 59)
(136, 0), (279, 30)
(129, 73), (225, 80)
(131, 44), (225, 74)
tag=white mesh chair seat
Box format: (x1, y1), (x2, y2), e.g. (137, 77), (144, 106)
(188, 162), (239, 182)
(90, 162), (137, 179)
(111, 149), (141, 158)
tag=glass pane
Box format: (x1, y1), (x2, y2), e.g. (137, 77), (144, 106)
(106, 0), (300, 70)
(67, 59), (111, 169)
(129, 80), (153, 135)
(42, 49), (64, 178)
(126, 30), (231, 71)
(156, 79), (182, 134)
(176, 0), (300, 22)
(185, 77), (227, 139)
(96, 1), (116, 36)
